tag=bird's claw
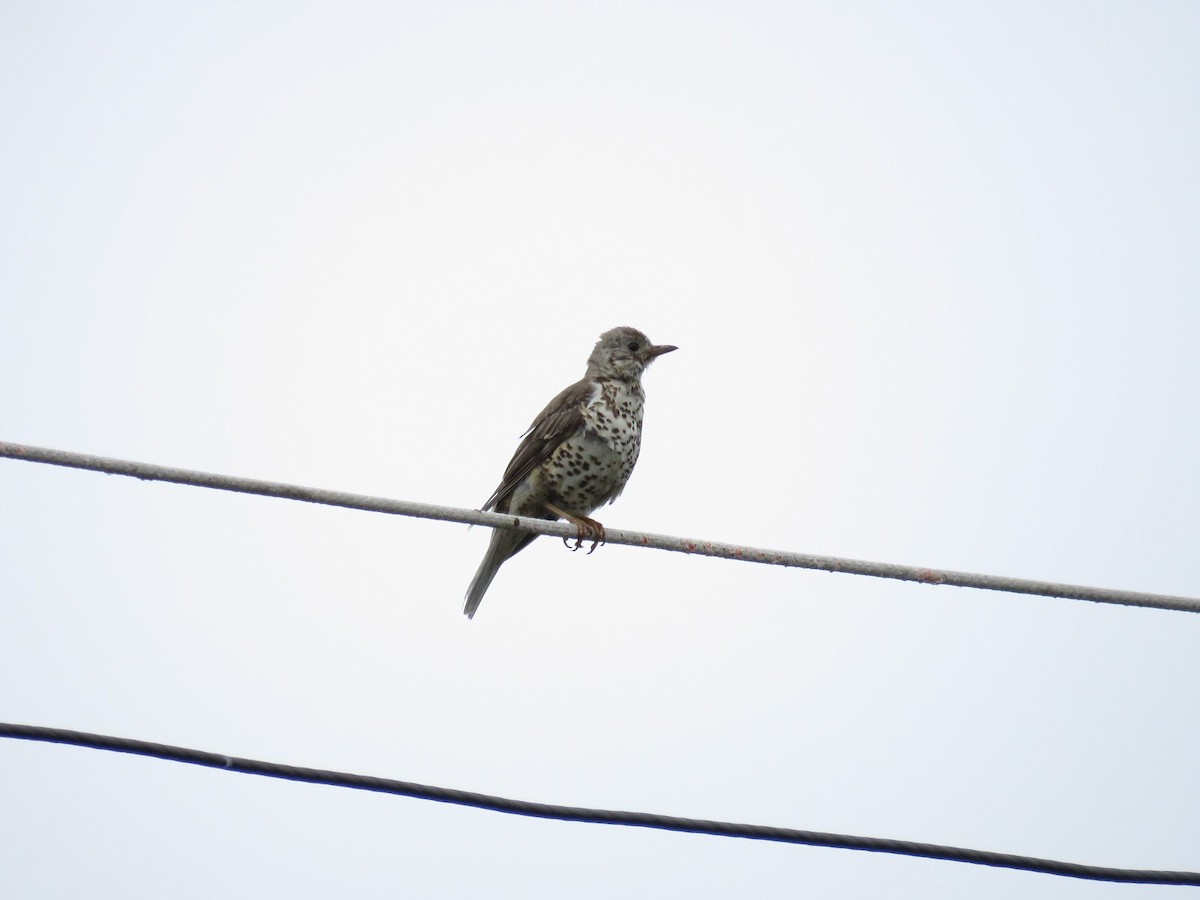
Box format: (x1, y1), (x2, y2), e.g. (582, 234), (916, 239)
(576, 517), (606, 553)
(544, 502), (606, 553)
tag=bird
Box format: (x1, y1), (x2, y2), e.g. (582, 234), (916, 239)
(464, 326), (677, 618)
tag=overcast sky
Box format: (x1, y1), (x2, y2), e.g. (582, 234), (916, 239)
(2, 2), (1198, 897)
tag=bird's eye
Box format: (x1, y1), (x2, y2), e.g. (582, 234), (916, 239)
(627, 341), (640, 352)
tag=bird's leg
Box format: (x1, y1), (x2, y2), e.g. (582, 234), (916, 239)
(544, 502), (606, 554)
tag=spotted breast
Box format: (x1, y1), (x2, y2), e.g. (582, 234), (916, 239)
(543, 378), (646, 516)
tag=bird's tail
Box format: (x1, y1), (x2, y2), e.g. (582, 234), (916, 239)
(463, 526), (528, 619)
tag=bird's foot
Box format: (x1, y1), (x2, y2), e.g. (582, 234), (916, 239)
(544, 502), (606, 554)
(571, 515), (606, 554)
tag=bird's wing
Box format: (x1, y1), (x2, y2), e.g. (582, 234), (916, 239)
(482, 376), (594, 512)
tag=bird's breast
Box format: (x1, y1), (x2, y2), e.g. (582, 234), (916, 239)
(541, 382), (644, 514)
(581, 381), (645, 452)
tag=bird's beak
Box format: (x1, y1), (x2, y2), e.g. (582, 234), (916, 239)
(645, 344), (678, 361)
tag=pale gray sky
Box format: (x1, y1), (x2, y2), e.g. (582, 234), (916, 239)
(2, 3), (1198, 897)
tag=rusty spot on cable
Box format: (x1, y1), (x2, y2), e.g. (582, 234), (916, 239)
(916, 568), (946, 584)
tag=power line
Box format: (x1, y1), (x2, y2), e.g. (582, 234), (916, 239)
(2, 723), (1196, 886)
(2, 440), (1197, 614)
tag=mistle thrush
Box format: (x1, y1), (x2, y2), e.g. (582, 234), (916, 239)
(464, 326), (677, 618)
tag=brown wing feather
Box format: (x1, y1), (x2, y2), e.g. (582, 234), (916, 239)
(482, 376), (593, 512)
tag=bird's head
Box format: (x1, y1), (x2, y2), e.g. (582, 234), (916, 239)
(587, 326), (677, 381)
